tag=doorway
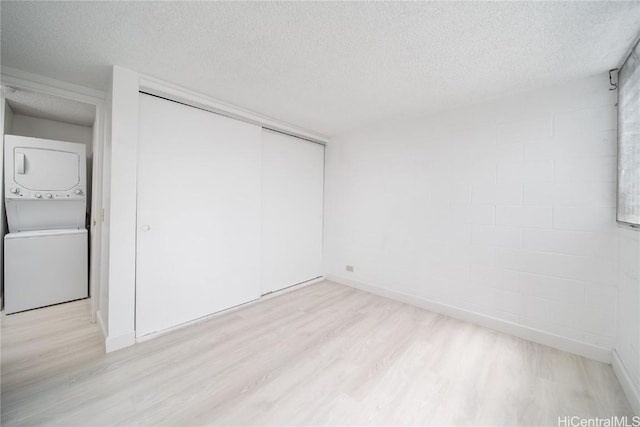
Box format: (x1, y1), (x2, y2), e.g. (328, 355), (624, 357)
(0, 79), (104, 324)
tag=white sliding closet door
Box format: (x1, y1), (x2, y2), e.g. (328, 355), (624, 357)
(262, 130), (324, 294)
(136, 94), (262, 337)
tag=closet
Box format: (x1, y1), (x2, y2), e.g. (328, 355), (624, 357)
(135, 94), (324, 337)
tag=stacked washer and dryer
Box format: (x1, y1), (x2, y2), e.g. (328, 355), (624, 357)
(4, 135), (88, 314)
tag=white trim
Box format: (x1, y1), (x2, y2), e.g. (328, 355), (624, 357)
(136, 276), (325, 344)
(139, 74), (328, 145)
(326, 274), (612, 364)
(89, 104), (105, 323)
(105, 331), (136, 353)
(96, 309), (108, 339)
(262, 127), (326, 147)
(1, 66), (105, 101)
(612, 350), (640, 415)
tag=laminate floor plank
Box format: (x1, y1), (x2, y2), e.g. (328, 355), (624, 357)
(1, 280), (633, 426)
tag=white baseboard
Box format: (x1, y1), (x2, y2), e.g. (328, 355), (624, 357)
(326, 274), (611, 364)
(612, 350), (640, 415)
(96, 309), (108, 339)
(97, 309), (133, 354)
(105, 331), (136, 353)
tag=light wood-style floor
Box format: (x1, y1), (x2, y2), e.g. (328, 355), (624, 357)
(1, 281), (633, 426)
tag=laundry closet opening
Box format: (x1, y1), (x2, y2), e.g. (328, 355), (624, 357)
(1, 88), (97, 315)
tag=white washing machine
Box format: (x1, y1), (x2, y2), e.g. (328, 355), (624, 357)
(4, 135), (88, 313)
(4, 135), (86, 232)
(4, 229), (88, 314)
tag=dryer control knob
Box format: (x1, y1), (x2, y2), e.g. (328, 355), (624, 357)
(9, 187), (19, 194)
(46, 193), (53, 199)
(35, 193), (42, 199)
(74, 189), (83, 195)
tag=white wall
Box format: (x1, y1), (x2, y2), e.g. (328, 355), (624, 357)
(11, 114), (93, 149)
(325, 74), (619, 360)
(105, 66), (138, 351)
(616, 226), (640, 410)
(10, 114), (93, 215)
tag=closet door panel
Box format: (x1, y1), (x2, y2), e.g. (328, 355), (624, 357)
(136, 94), (261, 337)
(262, 130), (324, 294)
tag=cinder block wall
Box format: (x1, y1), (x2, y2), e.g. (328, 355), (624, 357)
(324, 74), (620, 355)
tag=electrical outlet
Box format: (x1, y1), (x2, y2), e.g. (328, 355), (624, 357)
(346, 265), (354, 272)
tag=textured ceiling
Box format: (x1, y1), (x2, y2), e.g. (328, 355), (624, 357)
(4, 87), (96, 127)
(2, 1), (640, 137)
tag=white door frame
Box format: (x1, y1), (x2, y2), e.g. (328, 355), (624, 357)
(0, 67), (106, 323)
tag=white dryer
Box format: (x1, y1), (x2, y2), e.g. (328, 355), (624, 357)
(4, 135), (88, 313)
